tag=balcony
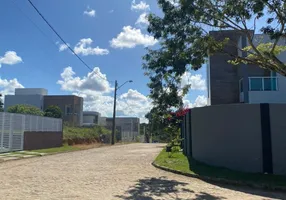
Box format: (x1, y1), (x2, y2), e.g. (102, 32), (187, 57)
(240, 77), (281, 103)
(240, 77), (278, 92)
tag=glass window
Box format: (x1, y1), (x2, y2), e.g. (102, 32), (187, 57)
(271, 71), (277, 77)
(249, 78), (263, 91)
(264, 77), (277, 91)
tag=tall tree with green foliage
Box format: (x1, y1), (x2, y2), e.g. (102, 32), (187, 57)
(0, 95), (4, 112)
(144, 0), (286, 113)
(44, 105), (62, 118)
(7, 104), (44, 116)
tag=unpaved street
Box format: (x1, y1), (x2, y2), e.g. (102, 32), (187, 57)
(0, 144), (285, 200)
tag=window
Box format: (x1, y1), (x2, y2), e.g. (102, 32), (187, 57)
(249, 78), (263, 91)
(264, 78), (277, 91)
(65, 105), (72, 115)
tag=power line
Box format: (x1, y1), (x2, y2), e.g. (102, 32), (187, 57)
(26, 0), (108, 81)
(11, 0), (58, 49)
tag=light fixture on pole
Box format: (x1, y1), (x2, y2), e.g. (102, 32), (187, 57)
(111, 80), (133, 145)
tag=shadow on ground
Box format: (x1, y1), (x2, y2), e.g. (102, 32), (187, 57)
(115, 176), (225, 200)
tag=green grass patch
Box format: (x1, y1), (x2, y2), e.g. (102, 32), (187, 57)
(154, 149), (286, 188)
(31, 145), (81, 154)
(63, 125), (111, 145)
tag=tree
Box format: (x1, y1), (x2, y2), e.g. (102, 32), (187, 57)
(144, 0), (286, 113)
(0, 94), (4, 112)
(7, 104), (44, 116)
(44, 105), (62, 118)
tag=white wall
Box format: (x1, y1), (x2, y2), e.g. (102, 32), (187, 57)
(15, 88), (48, 96)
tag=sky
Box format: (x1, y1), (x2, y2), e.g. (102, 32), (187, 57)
(0, 0), (207, 122)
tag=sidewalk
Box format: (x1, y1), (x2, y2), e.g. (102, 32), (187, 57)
(0, 151), (47, 162)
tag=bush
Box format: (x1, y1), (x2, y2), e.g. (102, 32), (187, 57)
(44, 105), (62, 118)
(8, 104), (44, 116)
(63, 125), (112, 145)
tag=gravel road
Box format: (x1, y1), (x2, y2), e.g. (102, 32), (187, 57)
(0, 143), (285, 200)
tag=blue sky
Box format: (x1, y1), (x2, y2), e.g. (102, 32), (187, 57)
(0, 0), (207, 121)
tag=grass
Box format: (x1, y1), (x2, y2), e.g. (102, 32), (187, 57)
(154, 149), (286, 188)
(31, 145), (81, 154)
(63, 125), (111, 144)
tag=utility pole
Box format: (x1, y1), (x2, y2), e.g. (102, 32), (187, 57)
(111, 80), (118, 145)
(111, 80), (133, 145)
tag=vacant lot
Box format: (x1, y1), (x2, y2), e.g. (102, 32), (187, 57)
(0, 144), (285, 200)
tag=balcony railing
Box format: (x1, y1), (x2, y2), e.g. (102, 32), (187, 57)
(239, 77), (278, 92)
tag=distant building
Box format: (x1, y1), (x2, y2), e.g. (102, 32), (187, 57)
(44, 95), (83, 127)
(82, 111), (101, 127)
(5, 88), (48, 111)
(106, 117), (140, 142)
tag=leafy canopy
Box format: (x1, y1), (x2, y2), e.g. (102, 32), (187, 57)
(7, 104), (44, 116)
(44, 105), (62, 119)
(144, 0), (286, 114)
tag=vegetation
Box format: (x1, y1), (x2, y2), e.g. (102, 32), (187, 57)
(155, 149), (286, 188)
(31, 144), (81, 154)
(144, 0), (286, 117)
(63, 125), (112, 145)
(0, 94), (3, 112)
(8, 104), (44, 116)
(44, 105), (62, 118)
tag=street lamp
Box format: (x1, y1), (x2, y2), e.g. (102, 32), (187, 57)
(111, 80), (133, 145)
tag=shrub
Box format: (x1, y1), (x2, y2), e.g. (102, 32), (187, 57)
(44, 105), (62, 118)
(7, 104), (44, 116)
(63, 125), (112, 145)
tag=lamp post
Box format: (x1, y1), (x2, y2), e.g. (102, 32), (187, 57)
(111, 80), (133, 145)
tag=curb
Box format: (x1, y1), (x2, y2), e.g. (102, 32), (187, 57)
(152, 162), (286, 192)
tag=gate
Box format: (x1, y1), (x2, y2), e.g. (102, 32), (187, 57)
(0, 113), (25, 153)
(0, 112), (62, 153)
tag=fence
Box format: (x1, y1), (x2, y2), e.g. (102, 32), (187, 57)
(181, 103), (286, 175)
(0, 112), (62, 153)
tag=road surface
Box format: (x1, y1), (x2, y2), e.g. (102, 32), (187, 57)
(0, 143), (285, 200)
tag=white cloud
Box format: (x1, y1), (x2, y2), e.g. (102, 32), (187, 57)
(0, 51), (22, 68)
(74, 38), (109, 56)
(135, 13), (149, 27)
(109, 10), (114, 13)
(131, 0), (150, 11)
(59, 43), (70, 52)
(0, 78), (24, 97)
(84, 8), (96, 17)
(57, 66), (112, 93)
(181, 72), (206, 91)
(110, 26), (157, 49)
(183, 95), (207, 108)
(57, 68), (151, 122)
(167, 0), (180, 6)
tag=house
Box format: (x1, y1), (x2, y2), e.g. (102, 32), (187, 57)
(5, 88), (47, 111)
(105, 117), (140, 142)
(207, 30), (286, 105)
(82, 111), (101, 126)
(44, 95), (83, 127)
(4, 88), (83, 126)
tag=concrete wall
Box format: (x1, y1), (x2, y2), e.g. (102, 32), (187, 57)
(191, 104), (263, 173)
(4, 95), (44, 111)
(15, 88), (48, 96)
(269, 104), (286, 175)
(24, 131), (63, 150)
